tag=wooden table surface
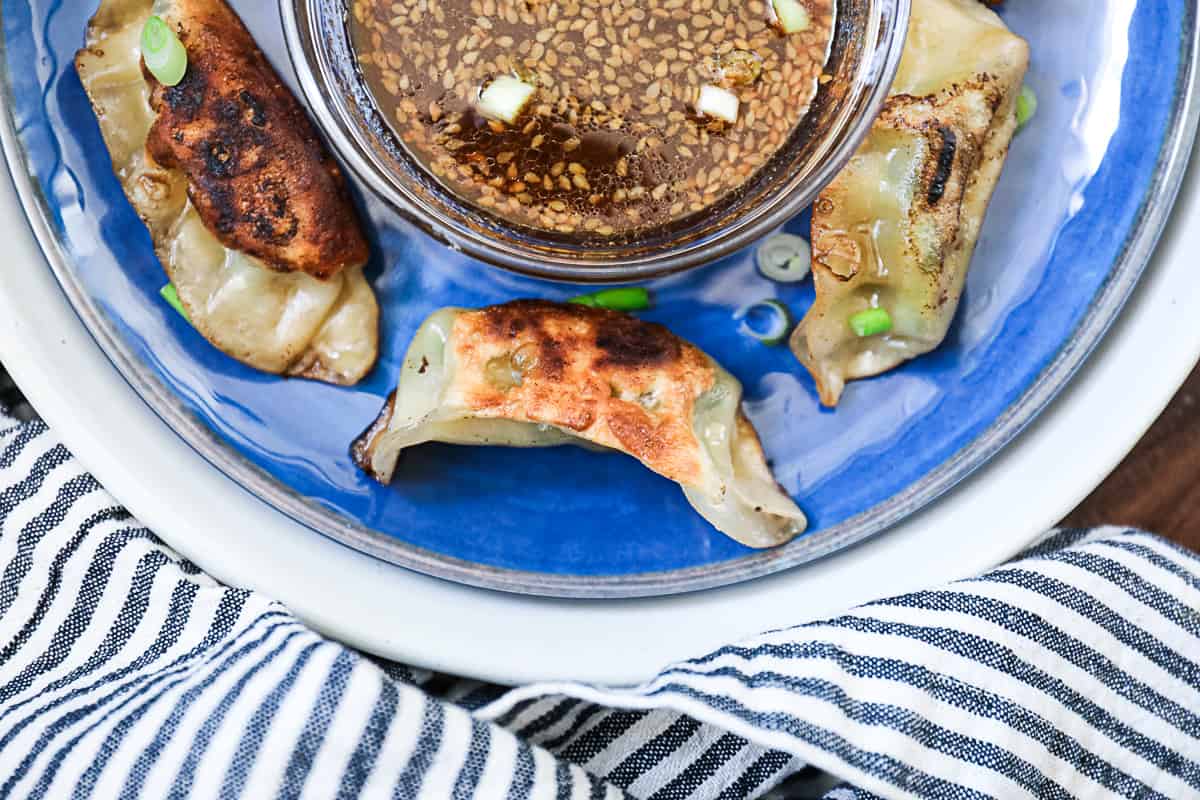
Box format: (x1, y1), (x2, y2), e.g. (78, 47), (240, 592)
(1061, 362), (1200, 554)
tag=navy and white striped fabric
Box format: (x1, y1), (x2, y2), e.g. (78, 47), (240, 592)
(0, 407), (1198, 799)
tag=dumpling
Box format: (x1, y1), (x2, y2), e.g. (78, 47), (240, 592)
(790, 0), (1029, 406)
(353, 301), (807, 549)
(75, 0), (379, 385)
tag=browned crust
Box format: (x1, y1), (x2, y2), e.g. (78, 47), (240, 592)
(810, 84), (993, 285)
(799, 70), (1016, 406)
(145, 0), (369, 278)
(352, 391), (397, 478)
(352, 301), (718, 485)
(477, 300), (685, 375)
(881, 82), (1001, 264)
(452, 301), (716, 484)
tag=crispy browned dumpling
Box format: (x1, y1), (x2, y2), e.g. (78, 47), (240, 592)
(145, 0), (368, 279)
(790, 0), (1029, 406)
(75, 0), (379, 385)
(354, 301), (807, 549)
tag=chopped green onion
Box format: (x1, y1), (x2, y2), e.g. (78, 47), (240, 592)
(772, 0), (811, 33)
(1016, 85), (1037, 130)
(756, 233), (811, 283)
(568, 287), (651, 312)
(141, 15), (188, 87)
(849, 307), (892, 337)
(697, 84), (740, 124)
(160, 283), (189, 321)
(477, 75), (537, 124)
(734, 299), (793, 345)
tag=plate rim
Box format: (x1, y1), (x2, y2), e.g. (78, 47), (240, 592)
(1, 1), (1198, 598)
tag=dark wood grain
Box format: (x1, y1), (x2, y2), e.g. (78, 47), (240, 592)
(1061, 363), (1200, 554)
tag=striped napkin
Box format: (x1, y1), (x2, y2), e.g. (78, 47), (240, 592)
(0, 406), (1197, 799)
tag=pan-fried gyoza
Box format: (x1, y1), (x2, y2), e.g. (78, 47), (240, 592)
(75, 0), (379, 384)
(791, 0), (1029, 406)
(353, 301), (807, 548)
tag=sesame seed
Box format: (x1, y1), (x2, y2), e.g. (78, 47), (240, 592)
(351, 0), (833, 237)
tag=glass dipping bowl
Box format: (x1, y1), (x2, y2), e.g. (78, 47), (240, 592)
(280, 0), (910, 283)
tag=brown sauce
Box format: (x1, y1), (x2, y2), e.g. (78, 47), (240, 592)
(351, 0), (834, 238)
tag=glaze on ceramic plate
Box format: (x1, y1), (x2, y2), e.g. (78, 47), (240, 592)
(0, 0), (1195, 596)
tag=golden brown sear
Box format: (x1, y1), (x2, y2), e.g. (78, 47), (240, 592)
(145, 0), (368, 279)
(450, 300), (716, 485)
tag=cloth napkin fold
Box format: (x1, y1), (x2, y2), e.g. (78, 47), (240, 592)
(0, 409), (1197, 799)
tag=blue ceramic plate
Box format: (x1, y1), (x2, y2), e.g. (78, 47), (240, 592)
(2, 0), (1196, 597)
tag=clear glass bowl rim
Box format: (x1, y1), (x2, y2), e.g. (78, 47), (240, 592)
(280, 0), (912, 283)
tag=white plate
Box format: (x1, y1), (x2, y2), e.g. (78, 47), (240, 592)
(1, 135), (1198, 686)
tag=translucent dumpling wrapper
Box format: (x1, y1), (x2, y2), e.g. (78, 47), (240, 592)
(353, 301), (807, 549)
(75, 0), (379, 384)
(791, 0), (1029, 406)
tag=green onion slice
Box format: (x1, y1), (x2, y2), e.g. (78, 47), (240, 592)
(772, 0), (812, 33)
(734, 299), (793, 345)
(568, 287), (651, 312)
(142, 15), (188, 87)
(1016, 85), (1037, 130)
(849, 307), (892, 337)
(160, 283), (189, 321)
(477, 75), (537, 124)
(756, 233), (811, 283)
